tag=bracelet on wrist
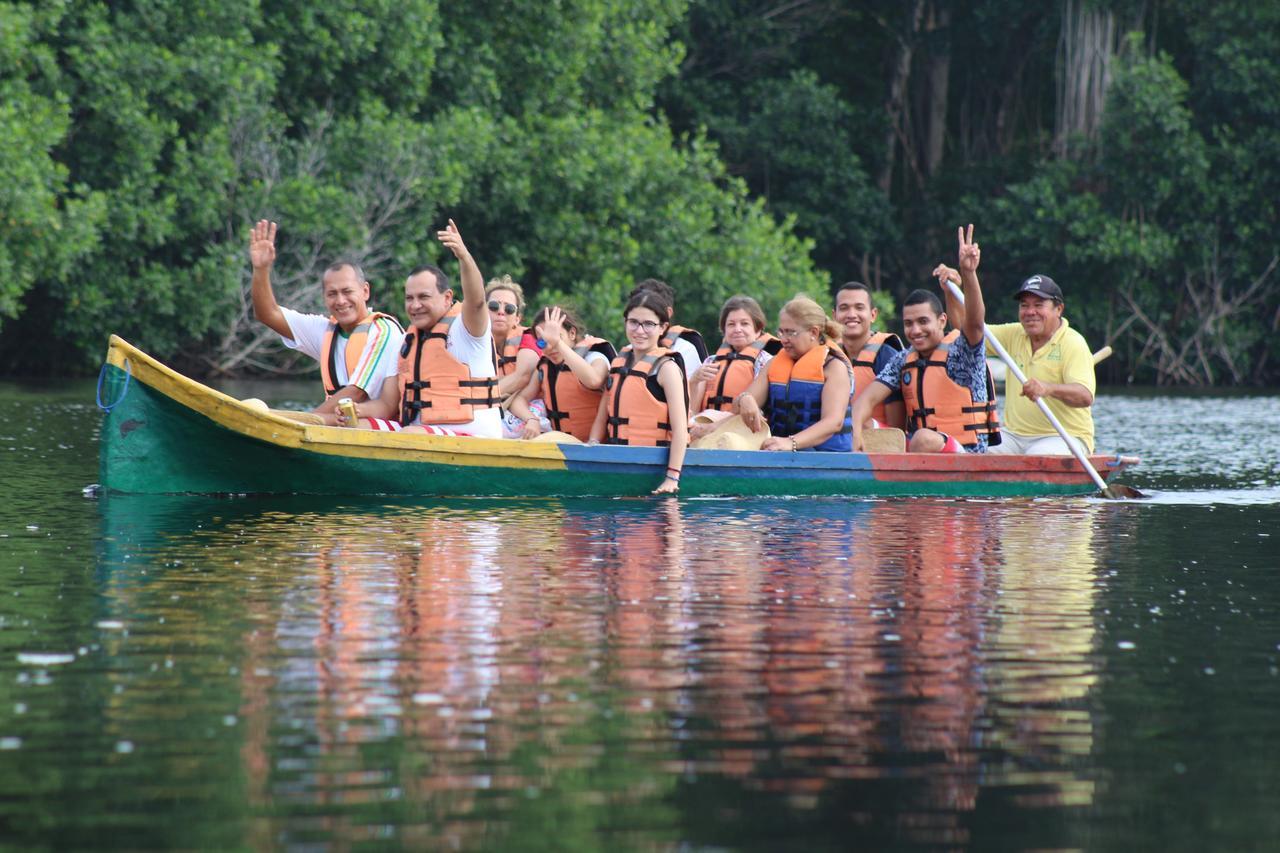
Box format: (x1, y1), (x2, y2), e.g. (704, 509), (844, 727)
(790, 437), (798, 452)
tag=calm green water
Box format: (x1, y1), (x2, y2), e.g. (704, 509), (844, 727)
(1, 378), (1278, 850)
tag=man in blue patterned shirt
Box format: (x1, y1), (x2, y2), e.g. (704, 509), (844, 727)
(852, 225), (997, 453)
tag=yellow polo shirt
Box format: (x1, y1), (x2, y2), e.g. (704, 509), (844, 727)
(986, 319), (1095, 452)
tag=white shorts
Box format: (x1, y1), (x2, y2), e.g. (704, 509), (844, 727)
(989, 430), (1089, 456)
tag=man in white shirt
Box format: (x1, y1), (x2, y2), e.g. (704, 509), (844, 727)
(248, 220), (401, 426)
(364, 220), (502, 438)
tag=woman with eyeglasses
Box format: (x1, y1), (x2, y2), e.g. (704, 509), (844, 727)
(688, 295), (781, 441)
(732, 295), (853, 451)
(485, 276), (539, 401)
(506, 305), (617, 441)
(589, 289), (690, 494)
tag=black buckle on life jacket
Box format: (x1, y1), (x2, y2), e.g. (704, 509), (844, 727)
(706, 394), (734, 408)
(603, 436), (629, 445)
(606, 415), (630, 427)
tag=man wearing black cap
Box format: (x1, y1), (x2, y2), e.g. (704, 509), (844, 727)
(985, 273), (1096, 454)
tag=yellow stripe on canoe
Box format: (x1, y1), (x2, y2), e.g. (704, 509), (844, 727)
(106, 336), (570, 470)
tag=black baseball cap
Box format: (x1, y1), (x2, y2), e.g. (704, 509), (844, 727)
(1013, 274), (1063, 303)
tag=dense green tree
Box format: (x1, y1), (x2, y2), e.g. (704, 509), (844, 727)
(2, 0), (1278, 383)
(0, 2), (101, 323)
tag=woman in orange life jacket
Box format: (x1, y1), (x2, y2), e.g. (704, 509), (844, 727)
(688, 295), (781, 442)
(506, 305), (616, 442)
(485, 276), (539, 401)
(732, 295), (854, 452)
(588, 289), (690, 494)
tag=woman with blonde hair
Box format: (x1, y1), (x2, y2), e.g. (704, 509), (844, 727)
(485, 275), (539, 399)
(732, 295), (853, 451)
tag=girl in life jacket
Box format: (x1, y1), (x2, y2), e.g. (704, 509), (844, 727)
(733, 295), (853, 452)
(688, 295), (782, 442)
(485, 276), (539, 401)
(589, 290), (690, 494)
(507, 306), (617, 442)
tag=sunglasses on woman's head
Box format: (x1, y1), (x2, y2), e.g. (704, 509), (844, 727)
(488, 300), (518, 315)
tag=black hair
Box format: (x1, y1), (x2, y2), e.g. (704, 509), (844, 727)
(903, 288), (944, 315)
(407, 264), (450, 294)
(628, 278), (676, 314)
(624, 290), (673, 326)
(833, 281), (872, 303)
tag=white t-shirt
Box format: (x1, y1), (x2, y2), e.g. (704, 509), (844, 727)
(412, 313), (503, 438)
(669, 337), (699, 378)
(280, 308), (401, 398)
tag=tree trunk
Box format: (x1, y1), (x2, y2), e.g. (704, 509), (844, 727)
(923, 2), (951, 178)
(878, 0), (926, 193)
(1054, 0), (1118, 159)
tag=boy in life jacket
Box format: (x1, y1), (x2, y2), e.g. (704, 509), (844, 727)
(247, 220), (402, 427)
(833, 282), (905, 430)
(359, 220), (502, 437)
(852, 225), (998, 454)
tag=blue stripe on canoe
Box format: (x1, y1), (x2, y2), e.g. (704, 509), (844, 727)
(559, 445), (879, 479)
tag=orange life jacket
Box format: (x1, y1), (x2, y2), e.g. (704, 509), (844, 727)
(604, 346), (687, 447)
(319, 311), (402, 397)
(699, 335), (782, 412)
(766, 342), (853, 452)
(901, 330), (1001, 447)
(846, 331), (904, 425)
(492, 325), (526, 378)
(398, 305), (499, 426)
(660, 324), (709, 363)
(538, 336), (618, 441)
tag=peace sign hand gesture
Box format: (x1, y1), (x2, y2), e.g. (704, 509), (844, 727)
(958, 223), (980, 274)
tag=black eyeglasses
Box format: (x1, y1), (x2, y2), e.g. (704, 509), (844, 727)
(488, 300), (518, 315)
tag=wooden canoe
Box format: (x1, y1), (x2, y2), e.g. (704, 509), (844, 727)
(98, 336), (1138, 498)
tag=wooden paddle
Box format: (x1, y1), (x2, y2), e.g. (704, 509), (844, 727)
(942, 279), (1136, 499)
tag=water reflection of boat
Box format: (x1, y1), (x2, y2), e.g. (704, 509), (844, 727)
(99, 336), (1137, 498)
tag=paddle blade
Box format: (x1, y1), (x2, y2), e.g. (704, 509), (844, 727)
(1102, 483), (1146, 499)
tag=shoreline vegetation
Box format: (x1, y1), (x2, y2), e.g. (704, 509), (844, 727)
(2, 1), (1277, 386)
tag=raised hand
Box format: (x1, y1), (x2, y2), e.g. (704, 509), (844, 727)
(437, 218), (470, 261)
(958, 223), (980, 274)
(249, 220), (277, 270)
(932, 263), (960, 287)
(543, 305), (565, 347)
